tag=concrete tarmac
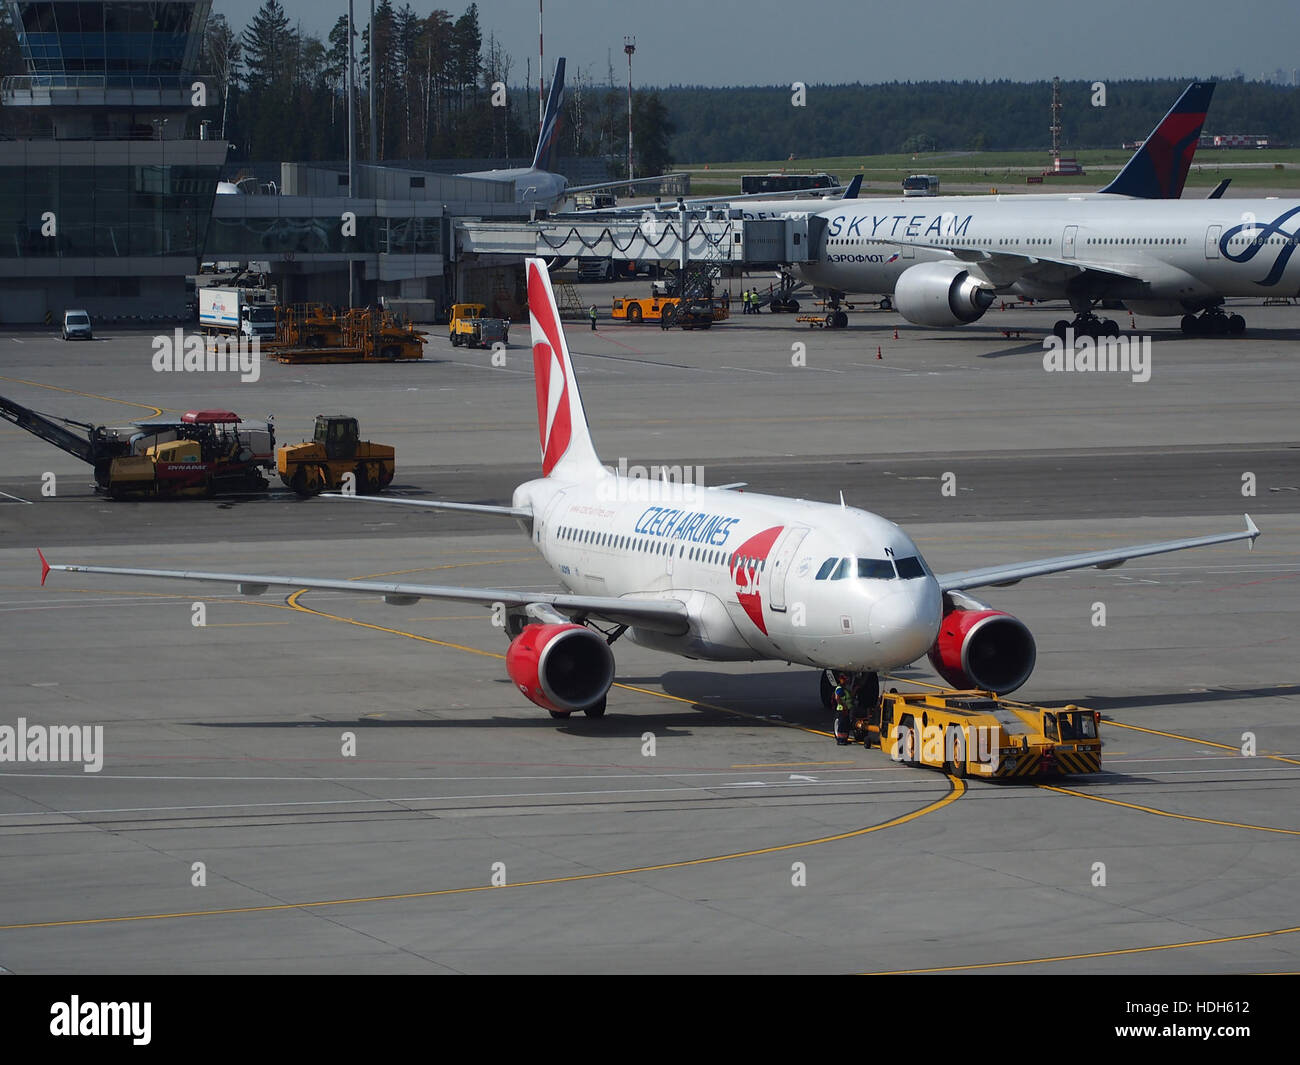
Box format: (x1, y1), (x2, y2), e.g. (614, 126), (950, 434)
(0, 300), (1297, 973)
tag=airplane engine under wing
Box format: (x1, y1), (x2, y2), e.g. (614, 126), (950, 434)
(505, 623), (615, 713)
(926, 604), (1036, 695)
(894, 261), (996, 327)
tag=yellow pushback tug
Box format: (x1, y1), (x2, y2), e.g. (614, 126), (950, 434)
(852, 689), (1102, 779)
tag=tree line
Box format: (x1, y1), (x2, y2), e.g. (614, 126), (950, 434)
(1, 2), (1295, 170)
(204, 0), (674, 174)
(658, 79), (1300, 162)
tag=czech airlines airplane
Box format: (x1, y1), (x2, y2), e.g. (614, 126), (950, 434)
(40, 261), (1259, 720)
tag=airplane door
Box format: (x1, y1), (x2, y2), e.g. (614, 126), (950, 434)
(1205, 225), (1221, 259)
(902, 241), (914, 260)
(665, 539), (675, 578)
(767, 526), (810, 612)
(1062, 226), (1078, 259)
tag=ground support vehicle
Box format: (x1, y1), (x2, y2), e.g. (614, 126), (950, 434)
(277, 415), (395, 496)
(448, 304), (510, 348)
(271, 307), (425, 363)
(0, 396), (274, 498)
(851, 688), (1103, 779)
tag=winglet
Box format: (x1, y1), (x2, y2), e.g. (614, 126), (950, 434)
(1245, 513), (1259, 549)
(38, 548), (50, 586)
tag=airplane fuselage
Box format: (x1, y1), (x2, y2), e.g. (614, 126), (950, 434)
(796, 196), (1300, 312)
(512, 471), (942, 672)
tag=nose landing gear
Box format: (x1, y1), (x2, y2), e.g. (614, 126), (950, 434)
(821, 668), (881, 745)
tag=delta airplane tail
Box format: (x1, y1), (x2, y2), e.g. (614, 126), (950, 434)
(530, 58), (566, 173)
(1099, 81), (1215, 199)
(526, 257), (602, 480)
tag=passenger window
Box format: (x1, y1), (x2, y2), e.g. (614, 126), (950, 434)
(815, 558), (838, 580)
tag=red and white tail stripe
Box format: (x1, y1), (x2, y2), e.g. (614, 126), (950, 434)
(527, 258), (601, 479)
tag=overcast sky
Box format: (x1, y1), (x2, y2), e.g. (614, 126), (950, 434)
(217, 0), (1300, 87)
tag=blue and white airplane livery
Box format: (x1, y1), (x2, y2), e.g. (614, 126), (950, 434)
(40, 261), (1259, 720)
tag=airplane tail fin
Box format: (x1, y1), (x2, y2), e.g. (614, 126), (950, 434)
(526, 257), (602, 480)
(840, 174), (863, 199)
(531, 58), (566, 173)
(1099, 81), (1215, 198)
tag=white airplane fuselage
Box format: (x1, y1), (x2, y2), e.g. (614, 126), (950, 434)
(796, 196), (1300, 312)
(512, 470), (943, 672)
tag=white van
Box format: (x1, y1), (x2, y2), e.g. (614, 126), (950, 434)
(62, 309), (93, 340)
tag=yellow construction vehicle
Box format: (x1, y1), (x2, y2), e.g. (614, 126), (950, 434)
(270, 307), (425, 363)
(270, 303), (346, 350)
(852, 688), (1102, 779)
(277, 415), (395, 496)
(0, 396), (274, 499)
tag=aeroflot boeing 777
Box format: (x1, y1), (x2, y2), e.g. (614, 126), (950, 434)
(41, 261), (1259, 720)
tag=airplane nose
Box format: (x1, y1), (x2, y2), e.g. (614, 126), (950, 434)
(869, 581), (942, 664)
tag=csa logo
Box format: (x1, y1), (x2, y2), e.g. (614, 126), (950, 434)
(729, 526), (783, 633)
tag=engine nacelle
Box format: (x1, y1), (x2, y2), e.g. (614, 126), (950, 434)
(926, 606), (1036, 695)
(894, 261), (995, 327)
(505, 623), (615, 713)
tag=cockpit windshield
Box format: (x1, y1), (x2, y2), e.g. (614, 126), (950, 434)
(894, 556), (927, 579)
(857, 558), (894, 580)
(814, 554), (931, 581)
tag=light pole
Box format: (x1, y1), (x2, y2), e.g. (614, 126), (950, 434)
(623, 36), (635, 182)
(347, 0), (356, 307)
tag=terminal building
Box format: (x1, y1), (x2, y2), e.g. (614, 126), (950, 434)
(0, 2), (808, 324)
(0, 0), (228, 321)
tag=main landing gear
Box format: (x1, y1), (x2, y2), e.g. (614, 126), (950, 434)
(1052, 312), (1120, 340)
(1181, 308), (1246, 336)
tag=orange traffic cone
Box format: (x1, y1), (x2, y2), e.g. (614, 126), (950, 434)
(893, 327), (899, 340)
(876, 346), (883, 360)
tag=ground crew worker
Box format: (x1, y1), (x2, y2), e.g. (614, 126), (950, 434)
(740, 289), (748, 314)
(589, 304), (598, 331)
(833, 680), (856, 745)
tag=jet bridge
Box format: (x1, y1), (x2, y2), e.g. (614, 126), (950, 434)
(455, 209), (820, 269)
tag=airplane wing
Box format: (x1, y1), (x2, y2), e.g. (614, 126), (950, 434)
(920, 244), (1141, 289)
(935, 516), (1258, 592)
(38, 551), (690, 635)
(320, 493), (532, 519)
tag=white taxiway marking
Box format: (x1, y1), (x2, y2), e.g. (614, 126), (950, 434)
(0, 776), (933, 819)
(0, 491), (32, 504)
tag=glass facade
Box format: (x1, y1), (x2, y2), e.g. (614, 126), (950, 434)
(7, 0), (207, 77)
(0, 163), (218, 257)
(204, 214), (443, 258)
